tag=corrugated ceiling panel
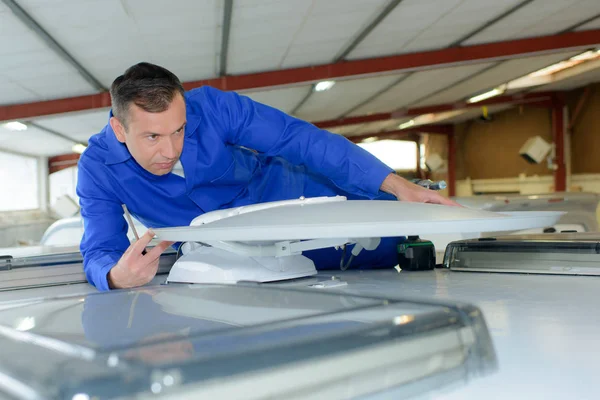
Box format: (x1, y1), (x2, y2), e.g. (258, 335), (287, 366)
(0, 81), (39, 104)
(295, 75), (403, 121)
(281, 0), (388, 68)
(464, 0), (600, 45)
(227, 1), (313, 74)
(325, 124), (366, 135)
(401, 0), (524, 53)
(349, 63), (494, 116)
(414, 51), (581, 107)
(0, 3), (94, 104)
(346, 118), (411, 137)
(243, 86), (311, 114)
(0, 125), (73, 156)
(346, 0), (463, 60)
(33, 109), (110, 142)
(532, 62), (600, 92)
(576, 16), (600, 31)
(17, 0), (221, 87)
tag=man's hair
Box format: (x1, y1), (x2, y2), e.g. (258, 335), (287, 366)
(110, 62), (185, 128)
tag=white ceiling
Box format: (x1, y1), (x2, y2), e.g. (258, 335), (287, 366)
(294, 74), (402, 121)
(576, 16), (600, 31)
(347, 63), (495, 116)
(532, 59), (600, 92)
(0, 0), (598, 156)
(463, 0), (600, 45)
(244, 86), (311, 115)
(0, 123), (73, 156)
(33, 109), (110, 142)
(413, 51), (582, 107)
(15, 0), (223, 86)
(346, 0), (524, 59)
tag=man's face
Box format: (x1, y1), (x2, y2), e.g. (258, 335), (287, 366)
(110, 93), (186, 176)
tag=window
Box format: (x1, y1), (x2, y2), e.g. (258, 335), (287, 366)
(0, 151), (39, 211)
(358, 140), (417, 171)
(49, 166), (79, 209)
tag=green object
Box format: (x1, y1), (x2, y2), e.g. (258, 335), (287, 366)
(397, 236), (436, 271)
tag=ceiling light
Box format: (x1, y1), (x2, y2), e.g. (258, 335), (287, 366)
(72, 143), (87, 154)
(529, 61), (576, 77)
(314, 81), (335, 92)
(398, 120), (415, 129)
(2, 121), (27, 131)
(467, 88), (504, 104)
(569, 50), (598, 62)
(15, 317), (35, 331)
(529, 49), (600, 78)
(361, 136), (378, 143)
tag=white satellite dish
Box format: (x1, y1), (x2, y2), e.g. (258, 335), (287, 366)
(153, 197), (563, 285)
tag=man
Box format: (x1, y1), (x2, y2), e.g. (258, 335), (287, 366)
(78, 62), (456, 291)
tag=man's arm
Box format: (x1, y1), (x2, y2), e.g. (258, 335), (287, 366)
(77, 162), (131, 291)
(193, 87), (455, 204)
(77, 162), (173, 291)
(192, 87), (393, 199)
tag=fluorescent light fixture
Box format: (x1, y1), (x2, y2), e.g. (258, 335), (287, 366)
(529, 49), (600, 78)
(2, 121), (27, 131)
(361, 136), (378, 143)
(393, 315), (415, 325)
(314, 81), (335, 92)
(467, 88), (503, 104)
(72, 143), (87, 154)
(398, 120), (415, 129)
(570, 50), (598, 62)
(529, 61), (575, 77)
(15, 317), (35, 331)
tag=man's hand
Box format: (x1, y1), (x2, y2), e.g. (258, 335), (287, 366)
(108, 230), (174, 289)
(380, 173), (461, 206)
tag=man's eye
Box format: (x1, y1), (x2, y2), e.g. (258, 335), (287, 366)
(148, 134), (159, 141)
(175, 127), (184, 134)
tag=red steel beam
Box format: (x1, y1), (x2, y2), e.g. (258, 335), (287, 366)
(314, 92), (555, 129)
(348, 131), (419, 144)
(1, 93), (111, 124)
(447, 129), (457, 197)
(552, 100), (567, 192)
(183, 29), (600, 90)
(48, 153), (80, 174)
(1, 30), (599, 122)
(568, 85), (593, 131)
(346, 126), (453, 143)
(315, 112), (395, 129)
(416, 139), (422, 178)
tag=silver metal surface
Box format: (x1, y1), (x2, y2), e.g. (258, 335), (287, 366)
(323, 268), (600, 400)
(0, 282), (494, 399)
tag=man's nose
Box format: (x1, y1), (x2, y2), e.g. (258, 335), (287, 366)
(161, 136), (178, 159)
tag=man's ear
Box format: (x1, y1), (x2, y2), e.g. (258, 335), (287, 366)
(110, 116), (127, 143)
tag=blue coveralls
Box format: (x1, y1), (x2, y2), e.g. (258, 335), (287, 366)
(77, 86), (399, 291)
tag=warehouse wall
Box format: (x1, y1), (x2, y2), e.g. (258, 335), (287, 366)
(0, 210), (55, 247)
(568, 83), (600, 174)
(453, 83), (600, 182)
(455, 106), (553, 180)
(421, 133), (450, 197)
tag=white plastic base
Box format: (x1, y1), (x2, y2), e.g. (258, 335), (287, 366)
(166, 246), (318, 284)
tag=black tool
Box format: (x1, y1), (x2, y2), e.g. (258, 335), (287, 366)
(397, 236), (436, 271)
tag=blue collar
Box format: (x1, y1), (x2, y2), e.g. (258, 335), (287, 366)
(104, 103), (202, 166)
